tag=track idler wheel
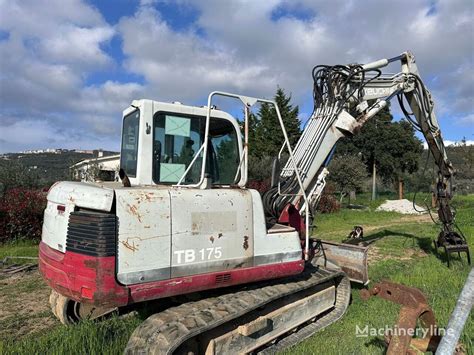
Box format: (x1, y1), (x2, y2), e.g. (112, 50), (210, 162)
(49, 289), (117, 325)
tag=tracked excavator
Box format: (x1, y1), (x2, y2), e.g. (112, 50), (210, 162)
(39, 51), (470, 354)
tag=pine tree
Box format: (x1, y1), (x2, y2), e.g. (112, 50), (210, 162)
(250, 87), (301, 159)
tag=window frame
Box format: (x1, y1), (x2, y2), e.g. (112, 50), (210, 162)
(152, 110), (241, 186)
(120, 108), (140, 178)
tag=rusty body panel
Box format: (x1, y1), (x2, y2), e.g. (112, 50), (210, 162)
(114, 187), (303, 285)
(170, 188), (254, 278)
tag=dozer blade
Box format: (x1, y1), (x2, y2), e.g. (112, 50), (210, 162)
(311, 239), (369, 285)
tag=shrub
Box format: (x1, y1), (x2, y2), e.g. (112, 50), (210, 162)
(316, 184), (341, 214)
(328, 154), (367, 202)
(0, 188), (47, 243)
(247, 179), (270, 194)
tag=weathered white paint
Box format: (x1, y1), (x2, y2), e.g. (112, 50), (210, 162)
(115, 187), (171, 284)
(47, 181), (114, 211)
(42, 181), (114, 252)
(41, 99), (303, 285)
(170, 188), (253, 278)
(114, 186), (302, 284)
(42, 200), (74, 253)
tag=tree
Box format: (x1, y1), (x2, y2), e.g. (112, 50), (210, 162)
(0, 159), (40, 194)
(336, 103), (423, 197)
(246, 87), (301, 189)
(328, 154), (367, 203)
(249, 87), (301, 159)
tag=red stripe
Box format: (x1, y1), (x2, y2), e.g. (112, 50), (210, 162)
(39, 242), (304, 307)
(129, 260), (304, 303)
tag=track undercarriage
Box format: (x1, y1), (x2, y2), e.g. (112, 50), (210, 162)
(49, 265), (349, 354)
(125, 265), (349, 354)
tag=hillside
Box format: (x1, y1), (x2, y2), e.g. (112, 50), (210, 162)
(0, 150), (118, 188)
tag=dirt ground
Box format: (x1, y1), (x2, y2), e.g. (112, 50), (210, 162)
(0, 269), (58, 340)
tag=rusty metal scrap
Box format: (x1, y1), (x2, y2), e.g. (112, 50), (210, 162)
(360, 280), (441, 355)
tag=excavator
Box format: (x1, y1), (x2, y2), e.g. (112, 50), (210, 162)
(39, 51), (470, 354)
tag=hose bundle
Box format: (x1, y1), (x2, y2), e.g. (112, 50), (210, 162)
(262, 64), (382, 222)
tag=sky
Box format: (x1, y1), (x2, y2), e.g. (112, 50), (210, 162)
(0, 0), (473, 153)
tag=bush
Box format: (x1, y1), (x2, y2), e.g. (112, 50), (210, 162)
(0, 188), (47, 243)
(316, 184), (340, 214)
(328, 154), (367, 201)
(247, 179), (270, 194)
(0, 160), (40, 194)
(248, 155), (274, 181)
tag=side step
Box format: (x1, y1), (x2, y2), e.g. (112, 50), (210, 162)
(125, 266), (350, 354)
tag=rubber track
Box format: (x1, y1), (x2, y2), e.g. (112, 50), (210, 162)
(125, 266), (349, 354)
(258, 275), (350, 354)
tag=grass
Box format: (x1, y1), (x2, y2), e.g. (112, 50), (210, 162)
(0, 315), (141, 355)
(0, 239), (39, 260)
(0, 195), (472, 354)
(290, 194), (474, 354)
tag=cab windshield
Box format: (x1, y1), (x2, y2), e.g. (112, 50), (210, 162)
(152, 112), (240, 185)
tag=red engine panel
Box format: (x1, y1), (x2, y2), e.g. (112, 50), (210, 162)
(39, 242), (304, 307)
(39, 242), (129, 306)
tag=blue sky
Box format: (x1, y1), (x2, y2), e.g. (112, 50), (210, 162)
(0, 0), (472, 153)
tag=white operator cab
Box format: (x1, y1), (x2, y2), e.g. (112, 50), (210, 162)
(115, 99), (302, 285)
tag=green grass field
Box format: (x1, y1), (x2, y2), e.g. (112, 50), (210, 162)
(1, 195), (472, 354)
(289, 194), (473, 354)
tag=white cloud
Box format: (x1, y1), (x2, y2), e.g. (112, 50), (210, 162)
(0, 0), (104, 36)
(0, 0), (472, 153)
(40, 25), (115, 68)
(117, 6), (277, 102)
(0, 0), (146, 153)
(0, 118), (117, 152)
(458, 114), (474, 126)
(117, 0), (474, 114)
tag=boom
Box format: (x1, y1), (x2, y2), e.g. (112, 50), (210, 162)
(263, 51), (470, 265)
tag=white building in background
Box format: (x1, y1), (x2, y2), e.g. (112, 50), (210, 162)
(71, 154), (120, 182)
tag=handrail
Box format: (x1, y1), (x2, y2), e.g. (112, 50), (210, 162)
(173, 90), (311, 259)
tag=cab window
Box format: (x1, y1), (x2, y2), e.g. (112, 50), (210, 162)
(120, 110), (140, 177)
(152, 112), (240, 185)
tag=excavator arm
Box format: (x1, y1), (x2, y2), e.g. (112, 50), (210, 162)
(263, 51), (470, 265)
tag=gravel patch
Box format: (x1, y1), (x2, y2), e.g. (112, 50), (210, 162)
(376, 199), (426, 214)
